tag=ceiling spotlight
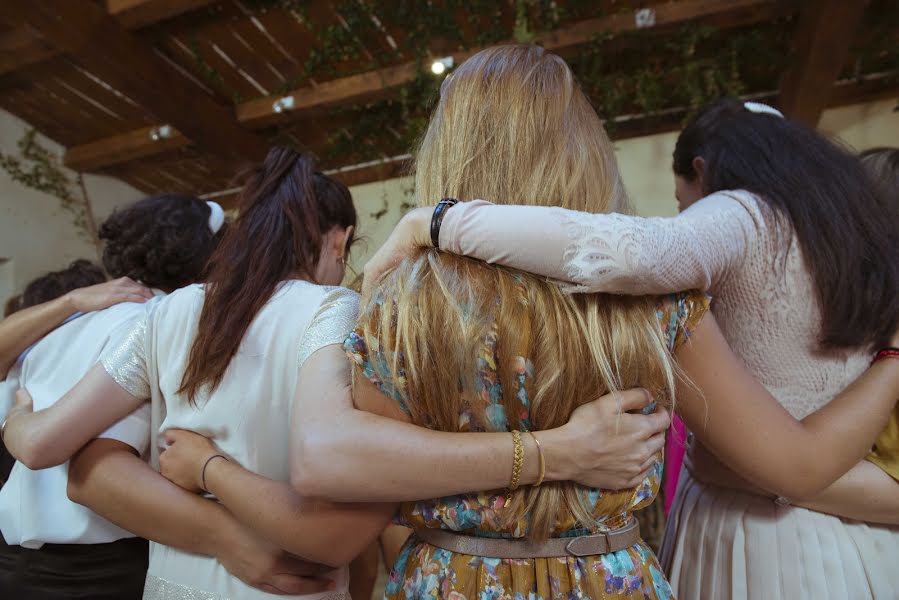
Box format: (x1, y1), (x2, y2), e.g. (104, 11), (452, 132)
(431, 56), (454, 75)
(149, 124), (173, 141)
(273, 95), (296, 114)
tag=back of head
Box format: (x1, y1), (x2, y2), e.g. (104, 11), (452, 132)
(361, 45), (675, 539)
(860, 147), (899, 215)
(99, 193), (221, 291)
(20, 259), (107, 310)
(414, 44), (628, 213)
(179, 147), (357, 402)
(674, 98), (899, 349)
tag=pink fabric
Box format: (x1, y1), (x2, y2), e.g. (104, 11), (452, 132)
(663, 416), (687, 516)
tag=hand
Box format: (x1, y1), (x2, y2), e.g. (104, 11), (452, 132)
(11, 388), (33, 418)
(217, 516), (336, 595)
(159, 429), (220, 492)
(361, 207), (431, 298)
(1, 388), (34, 444)
(65, 277), (153, 313)
(552, 388), (670, 490)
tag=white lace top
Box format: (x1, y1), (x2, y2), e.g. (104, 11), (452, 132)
(439, 191), (868, 419)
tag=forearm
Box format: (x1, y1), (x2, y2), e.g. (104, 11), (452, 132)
(4, 366), (143, 470)
(204, 457), (394, 568)
(68, 440), (231, 555)
(794, 460), (899, 524)
(0, 295), (76, 377)
(437, 196), (752, 293)
(294, 406), (570, 502)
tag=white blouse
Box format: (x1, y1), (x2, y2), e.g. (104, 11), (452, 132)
(101, 280), (359, 600)
(0, 300), (158, 548)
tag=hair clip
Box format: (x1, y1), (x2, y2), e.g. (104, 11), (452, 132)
(743, 101), (785, 119)
(206, 201), (226, 234)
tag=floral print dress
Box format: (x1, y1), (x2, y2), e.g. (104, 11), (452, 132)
(345, 292), (709, 600)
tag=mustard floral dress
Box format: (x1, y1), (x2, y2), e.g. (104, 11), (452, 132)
(345, 292), (709, 600)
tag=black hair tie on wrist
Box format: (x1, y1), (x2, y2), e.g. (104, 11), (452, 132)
(430, 198), (459, 250)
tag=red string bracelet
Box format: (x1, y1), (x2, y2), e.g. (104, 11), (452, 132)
(872, 347), (899, 365)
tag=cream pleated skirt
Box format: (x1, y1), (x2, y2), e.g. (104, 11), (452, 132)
(659, 470), (899, 600)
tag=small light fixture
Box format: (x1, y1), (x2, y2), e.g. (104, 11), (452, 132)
(272, 95), (296, 113)
(635, 8), (656, 28)
(430, 56), (454, 75)
(149, 124), (173, 141)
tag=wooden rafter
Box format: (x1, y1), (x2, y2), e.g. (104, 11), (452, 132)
(1, 0), (268, 169)
(0, 0), (217, 76)
(62, 0), (787, 173)
(777, 0), (868, 128)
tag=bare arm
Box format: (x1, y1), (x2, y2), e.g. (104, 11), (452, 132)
(291, 347), (670, 502)
(676, 314), (899, 499)
(793, 460), (899, 524)
(160, 346), (397, 568)
(0, 278), (152, 379)
(3, 365), (145, 470)
(68, 438), (336, 595)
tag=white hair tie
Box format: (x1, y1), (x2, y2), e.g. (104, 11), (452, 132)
(744, 101), (784, 119)
(206, 201), (225, 234)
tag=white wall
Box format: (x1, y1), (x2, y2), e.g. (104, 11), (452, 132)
(0, 109), (143, 306)
(345, 98), (899, 275)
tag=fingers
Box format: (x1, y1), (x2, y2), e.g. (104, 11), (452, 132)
(645, 431), (666, 457)
(609, 388), (654, 413)
(277, 555), (333, 577)
(644, 407), (671, 436)
(14, 388), (33, 410)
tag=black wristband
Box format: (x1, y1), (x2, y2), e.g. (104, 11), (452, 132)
(201, 454), (228, 493)
(430, 198), (458, 250)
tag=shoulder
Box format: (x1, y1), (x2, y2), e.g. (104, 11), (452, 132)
(655, 291), (711, 352)
(296, 285), (360, 366)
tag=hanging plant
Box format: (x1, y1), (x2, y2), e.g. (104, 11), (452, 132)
(0, 129), (100, 249)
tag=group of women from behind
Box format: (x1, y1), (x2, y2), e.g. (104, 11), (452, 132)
(1, 44), (898, 600)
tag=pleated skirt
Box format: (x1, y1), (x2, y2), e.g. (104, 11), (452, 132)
(659, 470), (899, 600)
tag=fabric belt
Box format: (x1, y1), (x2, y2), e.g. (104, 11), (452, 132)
(414, 518), (640, 558)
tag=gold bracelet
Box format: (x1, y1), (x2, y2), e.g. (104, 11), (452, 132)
(528, 431), (546, 487)
(505, 430), (524, 507)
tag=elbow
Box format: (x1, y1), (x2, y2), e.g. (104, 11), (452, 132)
(289, 428), (333, 498)
(16, 437), (65, 471)
(764, 466), (833, 501)
(66, 475), (87, 505)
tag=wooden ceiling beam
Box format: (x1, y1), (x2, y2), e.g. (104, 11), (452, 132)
(328, 79), (899, 188)
(776, 0), (868, 128)
(0, 0), (217, 76)
(64, 0), (784, 172)
(2, 0), (268, 170)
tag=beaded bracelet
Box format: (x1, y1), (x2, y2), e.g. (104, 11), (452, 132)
(430, 198), (458, 250)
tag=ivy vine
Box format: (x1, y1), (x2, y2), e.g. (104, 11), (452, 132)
(0, 129), (99, 247)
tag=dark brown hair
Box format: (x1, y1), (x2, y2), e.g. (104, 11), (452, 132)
(860, 147), (899, 215)
(179, 147), (356, 401)
(20, 259), (107, 309)
(99, 193), (221, 290)
(673, 98), (899, 350)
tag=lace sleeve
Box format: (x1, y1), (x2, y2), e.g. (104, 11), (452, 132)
(440, 191), (763, 294)
(100, 316), (150, 399)
(297, 287), (360, 368)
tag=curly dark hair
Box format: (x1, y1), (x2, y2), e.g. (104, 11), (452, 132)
(98, 193), (223, 290)
(20, 259), (107, 309)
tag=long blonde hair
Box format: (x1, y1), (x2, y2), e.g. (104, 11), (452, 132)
(359, 45), (677, 539)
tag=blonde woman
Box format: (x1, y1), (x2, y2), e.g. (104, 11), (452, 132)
(365, 96), (899, 598)
(339, 46), (899, 598)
